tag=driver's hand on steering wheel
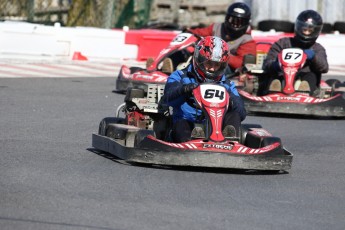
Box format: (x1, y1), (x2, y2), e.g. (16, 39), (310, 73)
(182, 83), (199, 94)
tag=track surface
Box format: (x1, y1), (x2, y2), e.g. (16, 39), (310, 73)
(1, 77), (345, 230)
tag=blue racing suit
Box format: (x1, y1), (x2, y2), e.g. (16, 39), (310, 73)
(163, 64), (246, 124)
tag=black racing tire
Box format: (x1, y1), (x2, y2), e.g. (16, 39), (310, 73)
(115, 78), (130, 94)
(240, 124), (262, 145)
(326, 79), (341, 88)
(260, 136), (282, 148)
(115, 66), (144, 94)
(98, 117), (125, 136)
(334, 21), (345, 33)
(258, 20), (294, 32)
(129, 66), (144, 73)
(321, 23), (333, 33)
(326, 79), (344, 96)
(134, 130), (156, 148)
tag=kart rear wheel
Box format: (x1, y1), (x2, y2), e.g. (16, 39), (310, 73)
(326, 79), (342, 96)
(134, 130), (156, 147)
(326, 79), (341, 88)
(99, 117), (125, 136)
(130, 66), (144, 73)
(115, 66), (144, 94)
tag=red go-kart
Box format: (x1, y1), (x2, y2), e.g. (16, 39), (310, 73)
(115, 32), (198, 93)
(236, 48), (345, 118)
(93, 83), (293, 172)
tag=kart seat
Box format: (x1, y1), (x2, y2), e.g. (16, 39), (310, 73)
(161, 58), (174, 74)
(177, 56), (192, 70)
(146, 57), (174, 74)
(146, 57), (154, 69)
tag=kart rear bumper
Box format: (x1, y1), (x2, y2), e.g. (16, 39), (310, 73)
(115, 73), (166, 93)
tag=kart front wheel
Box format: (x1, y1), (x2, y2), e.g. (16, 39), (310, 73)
(134, 130), (156, 148)
(240, 124), (262, 145)
(98, 117), (125, 136)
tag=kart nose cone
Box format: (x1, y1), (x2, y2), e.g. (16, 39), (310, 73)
(283, 86), (295, 95)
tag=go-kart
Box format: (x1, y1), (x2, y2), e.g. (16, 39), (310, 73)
(115, 32), (198, 93)
(114, 32), (273, 94)
(235, 48), (345, 118)
(92, 83), (293, 171)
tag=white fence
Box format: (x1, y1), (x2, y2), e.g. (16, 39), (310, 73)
(0, 21), (138, 61)
(0, 21), (344, 66)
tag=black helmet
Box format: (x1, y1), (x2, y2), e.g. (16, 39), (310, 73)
(294, 10), (323, 47)
(224, 2), (251, 40)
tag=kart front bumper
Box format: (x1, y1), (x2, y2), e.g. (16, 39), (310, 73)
(92, 133), (293, 171)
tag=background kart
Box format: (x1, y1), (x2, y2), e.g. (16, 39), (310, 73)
(115, 31), (345, 118)
(235, 48), (345, 118)
(93, 83), (293, 172)
(114, 31), (289, 94)
(115, 32), (198, 93)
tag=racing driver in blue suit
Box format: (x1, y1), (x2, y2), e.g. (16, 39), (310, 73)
(162, 36), (246, 143)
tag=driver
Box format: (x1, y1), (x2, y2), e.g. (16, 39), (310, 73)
(162, 36), (246, 143)
(186, 2), (256, 72)
(261, 10), (329, 96)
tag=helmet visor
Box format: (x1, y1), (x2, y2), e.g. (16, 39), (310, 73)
(196, 56), (227, 80)
(228, 16), (249, 29)
(295, 19), (322, 39)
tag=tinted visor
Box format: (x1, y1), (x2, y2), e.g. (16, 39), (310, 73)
(204, 60), (225, 71)
(228, 16), (249, 28)
(295, 19), (322, 39)
(196, 56), (227, 80)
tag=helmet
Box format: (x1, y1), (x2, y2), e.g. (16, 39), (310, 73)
(224, 2), (251, 40)
(294, 10), (323, 47)
(193, 36), (230, 82)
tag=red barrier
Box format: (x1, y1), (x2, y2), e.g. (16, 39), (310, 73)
(253, 33), (294, 45)
(125, 29), (178, 61)
(72, 51), (88, 61)
(124, 29), (295, 62)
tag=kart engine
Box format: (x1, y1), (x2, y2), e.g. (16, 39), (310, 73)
(124, 84), (165, 130)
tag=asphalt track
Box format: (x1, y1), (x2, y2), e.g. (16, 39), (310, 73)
(1, 77), (345, 230)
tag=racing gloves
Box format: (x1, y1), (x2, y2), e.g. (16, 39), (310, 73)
(304, 49), (315, 60)
(163, 82), (199, 103)
(182, 83), (199, 94)
(272, 60), (282, 72)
